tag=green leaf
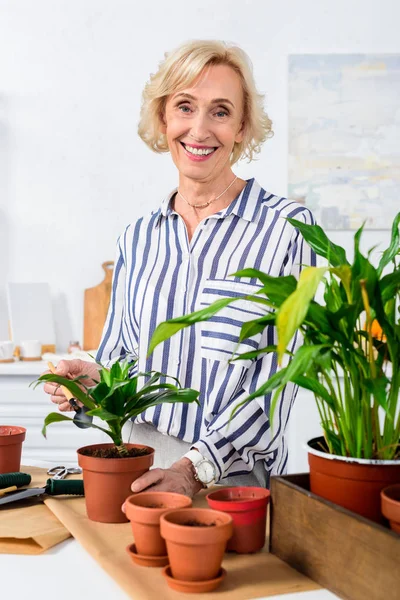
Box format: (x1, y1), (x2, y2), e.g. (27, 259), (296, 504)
(86, 407), (120, 421)
(231, 269), (297, 305)
(292, 375), (335, 409)
(124, 388), (199, 424)
(89, 382), (111, 405)
(147, 295), (271, 357)
(330, 265), (352, 303)
(101, 368), (111, 387)
(286, 218), (349, 267)
(229, 345), (279, 361)
(380, 269), (400, 304)
(277, 267), (327, 362)
(42, 412), (74, 437)
(239, 314), (275, 341)
(36, 374), (96, 409)
(364, 377), (390, 414)
(377, 212), (400, 276)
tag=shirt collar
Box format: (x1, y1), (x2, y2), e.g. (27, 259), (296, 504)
(154, 178), (267, 228)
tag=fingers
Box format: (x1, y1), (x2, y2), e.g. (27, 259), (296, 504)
(50, 391), (74, 412)
(55, 359), (73, 377)
(131, 468), (164, 493)
(58, 401), (74, 412)
(44, 381), (64, 396)
(50, 399), (74, 412)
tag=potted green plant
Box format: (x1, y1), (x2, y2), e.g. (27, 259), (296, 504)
(148, 213), (400, 524)
(35, 358), (199, 523)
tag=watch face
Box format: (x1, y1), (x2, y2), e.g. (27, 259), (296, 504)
(197, 460), (216, 484)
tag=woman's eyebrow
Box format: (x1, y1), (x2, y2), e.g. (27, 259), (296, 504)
(172, 92), (235, 108)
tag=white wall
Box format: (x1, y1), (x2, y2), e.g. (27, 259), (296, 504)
(0, 0), (399, 468)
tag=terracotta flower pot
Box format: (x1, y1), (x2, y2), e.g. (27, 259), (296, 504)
(160, 508), (233, 583)
(308, 436), (400, 523)
(0, 426), (26, 474)
(206, 486), (270, 553)
(77, 443), (154, 523)
(381, 484), (400, 534)
(125, 491), (192, 557)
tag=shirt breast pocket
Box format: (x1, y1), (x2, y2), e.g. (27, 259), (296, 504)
(199, 278), (268, 366)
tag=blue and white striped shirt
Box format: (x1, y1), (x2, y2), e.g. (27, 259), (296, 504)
(97, 178), (315, 481)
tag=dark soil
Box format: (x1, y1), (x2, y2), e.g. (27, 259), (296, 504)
(79, 447), (150, 459)
(183, 520), (216, 527)
(145, 504), (165, 509)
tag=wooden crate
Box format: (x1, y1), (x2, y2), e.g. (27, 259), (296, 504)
(270, 473), (400, 600)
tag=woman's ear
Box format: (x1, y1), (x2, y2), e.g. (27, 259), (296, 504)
(235, 121), (245, 144)
(159, 111), (167, 134)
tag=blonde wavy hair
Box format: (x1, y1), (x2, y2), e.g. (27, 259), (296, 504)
(138, 40), (273, 165)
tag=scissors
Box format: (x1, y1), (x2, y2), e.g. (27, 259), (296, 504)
(47, 466), (82, 480)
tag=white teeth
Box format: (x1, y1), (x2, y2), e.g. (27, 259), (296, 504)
(183, 144), (215, 156)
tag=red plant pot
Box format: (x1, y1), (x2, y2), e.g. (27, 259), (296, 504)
(0, 426), (26, 473)
(381, 484), (400, 534)
(206, 486), (270, 553)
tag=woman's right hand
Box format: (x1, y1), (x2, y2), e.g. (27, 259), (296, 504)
(43, 359), (100, 412)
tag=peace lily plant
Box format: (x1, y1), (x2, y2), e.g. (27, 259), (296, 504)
(35, 359), (199, 457)
(149, 213), (400, 462)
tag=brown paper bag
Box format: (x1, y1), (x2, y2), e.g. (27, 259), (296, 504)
(46, 488), (321, 599)
(0, 465), (73, 554)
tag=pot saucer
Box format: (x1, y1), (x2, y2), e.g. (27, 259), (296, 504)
(162, 565), (226, 593)
(126, 543), (169, 568)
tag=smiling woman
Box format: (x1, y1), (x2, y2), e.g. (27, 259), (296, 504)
(42, 40), (316, 498)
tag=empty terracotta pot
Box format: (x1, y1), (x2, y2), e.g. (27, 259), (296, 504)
(381, 484), (400, 534)
(308, 436), (400, 523)
(206, 486), (270, 553)
(77, 443), (154, 523)
(125, 491), (192, 557)
(160, 507), (233, 582)
(0, 426), (26, 473)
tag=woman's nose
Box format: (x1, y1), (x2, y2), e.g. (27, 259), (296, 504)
(189, 112), (210, 142)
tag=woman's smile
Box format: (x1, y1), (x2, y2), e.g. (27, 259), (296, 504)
(180, 141), (218, 161)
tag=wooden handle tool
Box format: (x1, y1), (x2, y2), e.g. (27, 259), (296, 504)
(0, 486), (17, 497)
(47, 361), (75, 401)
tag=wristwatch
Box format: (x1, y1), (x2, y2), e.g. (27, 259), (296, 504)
(184, 449), (217, 488)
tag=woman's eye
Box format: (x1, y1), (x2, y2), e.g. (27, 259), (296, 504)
(215, 110), (229, 118)
(178, 105), (191, 113)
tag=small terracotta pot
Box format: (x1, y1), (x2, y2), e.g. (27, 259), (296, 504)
(381, 484), (400, 534)
(308, 436), (400, 523)
(206, 486), (270, 553)
(77, 443), (154, 523)
(0, 426), (26, 474)
(160, 508), (233, 582)
(125, 491), (192, 557)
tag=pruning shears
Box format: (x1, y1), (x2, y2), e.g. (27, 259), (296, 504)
(0, 473), (84, 506)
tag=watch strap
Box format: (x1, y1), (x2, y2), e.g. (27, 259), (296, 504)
(183, 449), (216, 488)
(184, 449), (204, 468)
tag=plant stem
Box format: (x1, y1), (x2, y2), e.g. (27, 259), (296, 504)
(115, 443), (129, 457)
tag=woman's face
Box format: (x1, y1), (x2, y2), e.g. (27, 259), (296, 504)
(161, 64), (245, 183)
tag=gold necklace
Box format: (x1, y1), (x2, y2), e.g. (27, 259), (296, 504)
(177, 176), (238, 209)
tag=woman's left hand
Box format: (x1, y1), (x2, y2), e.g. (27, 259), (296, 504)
(122, 458), (203, 511)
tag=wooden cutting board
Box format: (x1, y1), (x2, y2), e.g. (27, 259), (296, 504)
(83, 261), (114, 350)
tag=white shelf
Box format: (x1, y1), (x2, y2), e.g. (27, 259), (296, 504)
(0, 360), (48, 376)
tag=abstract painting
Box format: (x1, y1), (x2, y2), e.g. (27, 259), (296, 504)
(288, 54), (400, 229)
